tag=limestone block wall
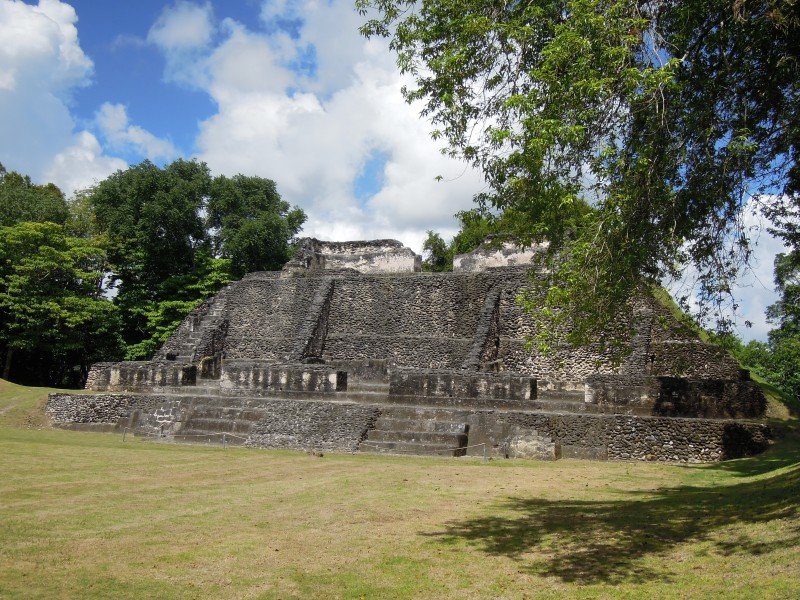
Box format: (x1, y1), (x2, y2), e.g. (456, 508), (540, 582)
(496, 284), (742, 382)
(453, 241), (546, 271)
(85, 361), (196, 391)
(244, 399), (380, 452)
(465, 411), (771, 462)
(46, 393), (168, 426)
(324, 273), (495, 368)
(222, 275), (323, 361)
(284, 238), (421, 274)
(219, 361), (346, 395)
(140, 262), (744, 387)
(389, 368), (535, 403)
(47, 392), (379, 453)
(653, 377), (766, 419)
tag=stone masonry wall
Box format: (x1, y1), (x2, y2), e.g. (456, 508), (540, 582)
(244, 399), (380, 452)
(324, 272), (499, 368)
(222, 275), (323, 361)
(85, 361), (197, 391)
(466, 410), (771, 462)
(47, 391), (770, 462)
(145, 265), (743, 386)
(46, 393), (167, 425)
(47, 392), (379, 453)
(219, 361), (346, 395)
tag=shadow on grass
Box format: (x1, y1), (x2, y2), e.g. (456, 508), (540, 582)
(425, 433), (800, 584)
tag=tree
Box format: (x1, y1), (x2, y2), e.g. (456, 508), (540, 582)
(359, 0), (800, 339)
(422, 230), (451, 271)
(765, 251), (800, 400)
(0, 163), (69, 226)
(0, 222), (122, 385)
(207, 174), (306, 278)
(87, 160), (215, 355)
(87, 160), (306, 358)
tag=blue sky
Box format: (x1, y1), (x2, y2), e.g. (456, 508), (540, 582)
(0, 0), (787, 341)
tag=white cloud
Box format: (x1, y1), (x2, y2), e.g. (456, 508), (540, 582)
(44, 130), (126, 196)
(147, 1), (215, 87)
(147, 0), (213, 51)
(0, 0), (131, 194)
(155, 0), (485, 253)
(0, 0), (92, 92)
(96, 102), (178, 161)
(0, 0), (94, 179)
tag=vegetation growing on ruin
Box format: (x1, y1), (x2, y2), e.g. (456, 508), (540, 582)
(0, 377), (798, 599)
(359, 0), (800, 340)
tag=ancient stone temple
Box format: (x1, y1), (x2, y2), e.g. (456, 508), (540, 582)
(47, 238), (771, 462)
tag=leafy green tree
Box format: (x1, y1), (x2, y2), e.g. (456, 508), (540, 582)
(87, 161), (305, 358)
(0, 163), (69, 226)
(765, 251), (800, 400)
(450, 209), (504, 257)
(421, 230), (451, 271)
(88, 160), (214, 352)
(359, 0), (800, 338)
(208, 174), (306, 278)
(0, 222), (122, 384)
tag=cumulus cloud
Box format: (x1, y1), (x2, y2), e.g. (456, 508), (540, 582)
(44, 131), (126, 196)
(0, 0), (92, 92)
(0, 0), (131, 194)
(0, 0), (94, 179)
(147, 0), (214, 51)
(95, 102), (178, 161)
(144, 0), (485, 252)
(147, 0), (215, 87)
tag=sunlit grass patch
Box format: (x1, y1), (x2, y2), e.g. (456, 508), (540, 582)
(0, 380), (798, 599)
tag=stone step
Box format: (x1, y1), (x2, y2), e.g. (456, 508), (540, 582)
(375, 405), (473, 421)
(538, 389), (586, 402)
(383, 394), (532, 410)
(183, 406), (269, 421)
(372, 417), (468, 434)
(348, 381), (389, 392)
(339, 391), (390, 403)
(172, 430), (248, 445)
(181, 417), (256, 434)
(365, 429), (467, 446)
(358, 439), (466, 457)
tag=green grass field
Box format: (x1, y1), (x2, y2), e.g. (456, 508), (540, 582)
(1, 378), (798, 599)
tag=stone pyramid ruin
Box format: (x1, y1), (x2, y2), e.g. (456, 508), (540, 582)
(47, 238), (771, 462)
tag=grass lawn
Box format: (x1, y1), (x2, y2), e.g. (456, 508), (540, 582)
(0, 379), (798, 599)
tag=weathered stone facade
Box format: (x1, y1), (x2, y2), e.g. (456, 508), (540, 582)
(47, 238), (770, 462)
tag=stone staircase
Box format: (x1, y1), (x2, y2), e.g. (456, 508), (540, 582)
(171, 397), (260, 445)
(359, 406), (469, 457)
(168, 289), (230, 364)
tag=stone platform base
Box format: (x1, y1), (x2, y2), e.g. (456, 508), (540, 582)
(46, 391), (771, 463)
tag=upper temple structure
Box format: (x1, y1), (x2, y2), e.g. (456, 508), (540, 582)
(46, 237), (771, 462)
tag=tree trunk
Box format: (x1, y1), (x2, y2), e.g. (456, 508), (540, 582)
(2, 347), (13, 381)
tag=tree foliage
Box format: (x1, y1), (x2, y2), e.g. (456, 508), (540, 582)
(359, 0), (800, 338)
(0, 163), (69, 226)
(0, 222), (122, 385)
(87, 160), (305, 359)
(421, 230), (450, 271)
(208, 174), (306, 278)
(0, 160), (302, 383)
